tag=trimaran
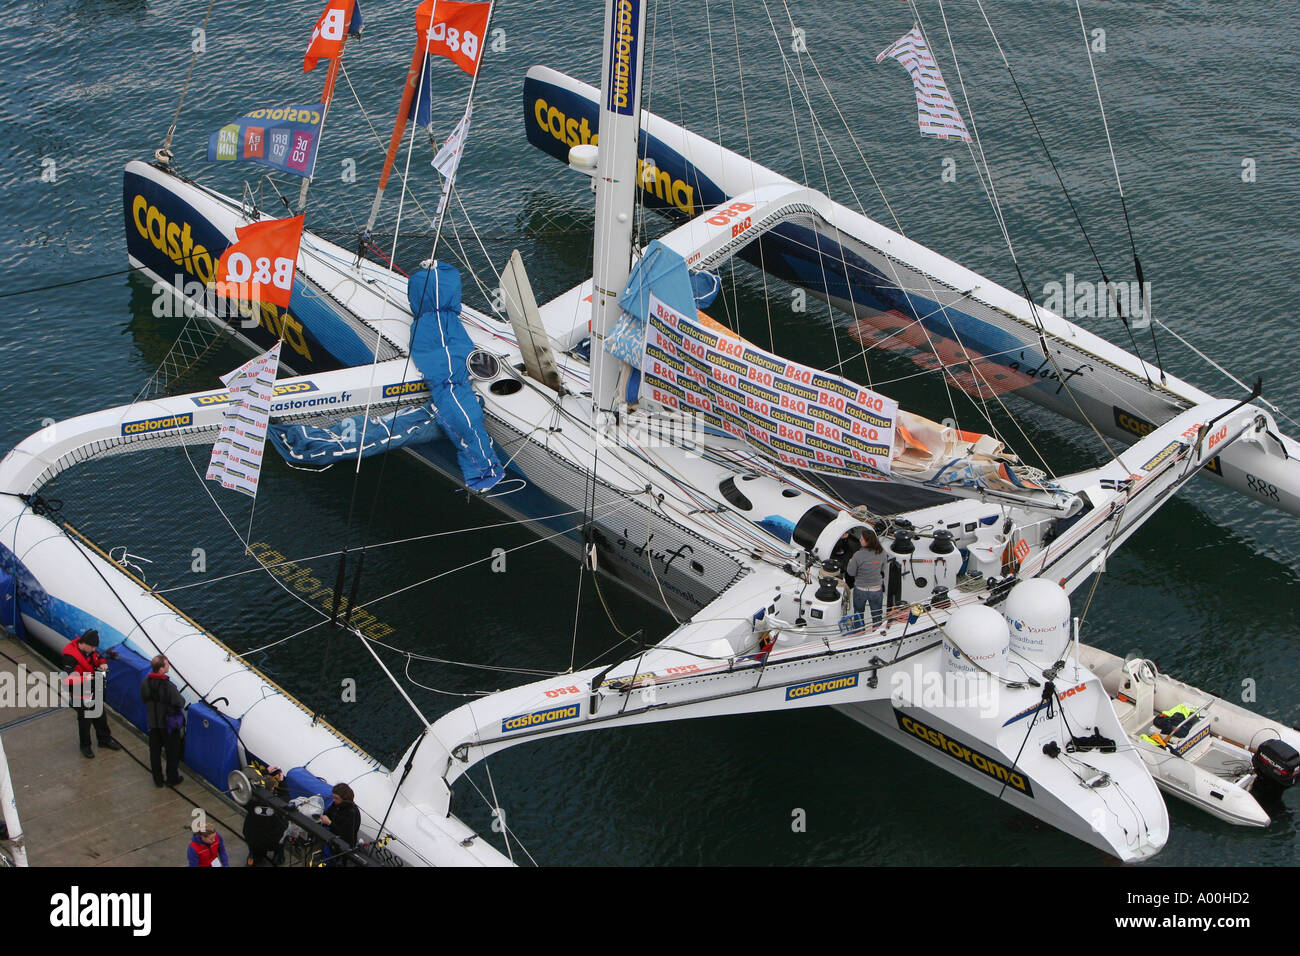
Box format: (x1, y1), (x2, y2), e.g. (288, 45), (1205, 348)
(2, 0), (1298, 865)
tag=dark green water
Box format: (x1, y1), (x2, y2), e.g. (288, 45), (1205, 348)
(2, 0), (1297, 865)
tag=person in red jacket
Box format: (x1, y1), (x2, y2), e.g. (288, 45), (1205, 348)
(61, 629), (122, 759)
(188, 825), (229, 867)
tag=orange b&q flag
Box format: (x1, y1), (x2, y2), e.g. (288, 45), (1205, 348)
(416, 1), (491, 76)
(213, 215), (305, 309)
(305, 0), (361, 72)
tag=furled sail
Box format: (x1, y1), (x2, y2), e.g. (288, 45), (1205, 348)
(269, 403), (443, 466)
(408, 262), (503, 492)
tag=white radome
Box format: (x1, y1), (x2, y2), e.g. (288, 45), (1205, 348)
(1003, 578), (1072, 666)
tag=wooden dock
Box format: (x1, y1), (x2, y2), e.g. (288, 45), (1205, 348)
(0, 634), (250, 867)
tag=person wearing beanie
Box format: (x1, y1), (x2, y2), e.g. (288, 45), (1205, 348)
(61, 629), (121, 759)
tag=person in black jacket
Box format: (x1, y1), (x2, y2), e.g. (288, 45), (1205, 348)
(320, 782), (361, 864)
(139, 655), (185, 787)
(243, 766), (289, 866)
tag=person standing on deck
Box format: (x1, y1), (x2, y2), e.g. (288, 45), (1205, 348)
(61, 629), (122, 759)
(845, 530), (886, 627)
(140, 655), (185, 788)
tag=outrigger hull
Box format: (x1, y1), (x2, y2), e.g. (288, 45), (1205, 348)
(521, 66), (1300, 520)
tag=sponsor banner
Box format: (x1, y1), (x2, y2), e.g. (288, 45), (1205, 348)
(875, 27), (971, 143)
(641, 294), (897, 475)
(605, 0), (641, 115)
(191, 380), (320, 407)
(1140, 440), (1182, 472)
(895, 710), (1034, 796)
(121, 413), (194, 437)
(416, 0), (491, 77)
(431, 105), (473, 215)
(213, 215), (305, 310)
(382, 381), (433, 399)
(206, 343), (281, 497)
(785, 673), (859, 701)
(207, 105), (325, 178)
(304, 0), (361, 72)
(501, 703), (581, 733)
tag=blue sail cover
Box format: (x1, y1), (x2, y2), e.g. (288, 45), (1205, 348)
(408, 263), (503, 491)
(606, 240), (701, 365)
(269, 404), (444, 466)
(606, 241), (722, 402)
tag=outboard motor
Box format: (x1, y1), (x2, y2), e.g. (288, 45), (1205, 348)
(1252, 739), (1300, 801)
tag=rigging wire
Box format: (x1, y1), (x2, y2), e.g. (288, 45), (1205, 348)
(761, 0), (1053, 473)
(149, 505), (592, 595)
(760, 0), (1104, 478)
(321, 28), (457, 661)
(239, 499), (637, 659)
(970, 0), (1156, 389)
(159, 0), (217, 158)
(1073, 0), (1166, 384)
(0, 265), (150, 299)
(338, 60), (439, 230)
(923, 0), (1127, 470)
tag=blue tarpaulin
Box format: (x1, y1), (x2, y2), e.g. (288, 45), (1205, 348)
(606, 240), (721, 368)
(0, 568), (14, 634)
(185, 701), (242, 790)
(285, 766), (335, 805)
(269, 403), (444, 466)
(408, 263), (503, 491)
(104, 643), (151, 732)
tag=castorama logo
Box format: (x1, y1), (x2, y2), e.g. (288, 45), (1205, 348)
(606, 0), (640, 116)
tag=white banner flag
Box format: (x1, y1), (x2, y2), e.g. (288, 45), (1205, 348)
(205, 342), (282, 497)
(876, 26), (971, 143)
(432, 104), (472, 216)
(640, 295), (898, 477)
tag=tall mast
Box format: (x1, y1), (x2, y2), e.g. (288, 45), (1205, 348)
(297, 38), (350, 211)
(589, 0), (648, 412)
(362, 36), (432, 245)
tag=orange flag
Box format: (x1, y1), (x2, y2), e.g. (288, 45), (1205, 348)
(416, 1), (491, 76)
(304, 0), (358, 72)
(213, 215), (305, 309)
